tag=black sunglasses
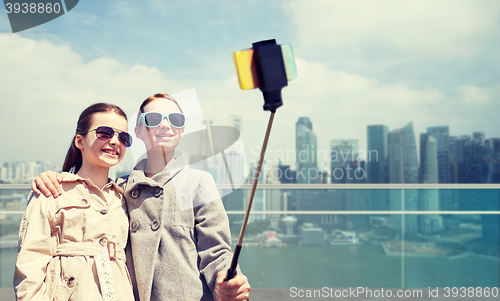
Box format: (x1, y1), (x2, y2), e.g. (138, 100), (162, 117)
(85, 126), (133, 147)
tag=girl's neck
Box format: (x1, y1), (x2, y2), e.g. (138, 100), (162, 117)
(77, 164), (109, 189)
(144, 147), (175, 176)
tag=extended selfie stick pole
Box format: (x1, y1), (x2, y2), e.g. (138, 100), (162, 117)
(225, 112), (275, 280)
(225, 39), (296, 281)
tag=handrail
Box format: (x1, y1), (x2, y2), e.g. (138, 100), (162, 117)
(2, 183), (500, 189)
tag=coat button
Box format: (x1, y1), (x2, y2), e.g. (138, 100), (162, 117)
(131, 188), (141, 198)
(67, 277), (75, 288)
(151, 219), (160, 231)
(99, 238), (107, 246)
(130, 221), (140, 232)
(81, 199), (88, 205)
(100, 208), (108, 215)
(154, 187), (162, 197)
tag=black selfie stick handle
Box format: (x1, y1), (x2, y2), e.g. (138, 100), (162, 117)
(225, 244), (242, 281)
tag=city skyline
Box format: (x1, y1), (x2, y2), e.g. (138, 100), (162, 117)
(3, 117), (500, 184)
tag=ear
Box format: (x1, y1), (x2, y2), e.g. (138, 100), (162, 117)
(135, 126), (144, 139)
(75, 134), (84, 150)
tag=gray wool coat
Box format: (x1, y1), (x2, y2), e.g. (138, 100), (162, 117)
(117, 158), (237, 301)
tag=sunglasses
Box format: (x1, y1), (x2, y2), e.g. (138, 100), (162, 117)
(138, 112), (187, 128)
(85, 126), (133, 147)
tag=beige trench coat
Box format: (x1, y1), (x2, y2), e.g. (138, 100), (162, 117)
(14, 174), (134, 301)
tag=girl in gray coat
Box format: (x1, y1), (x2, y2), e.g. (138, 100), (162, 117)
(32, 94), (250, 301)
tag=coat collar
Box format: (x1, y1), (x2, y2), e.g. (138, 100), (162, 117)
(128, 156), (185, 188)
(61, 172), (124, 195)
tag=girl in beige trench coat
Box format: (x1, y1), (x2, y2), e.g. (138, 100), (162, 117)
(14, 103), (135, 301)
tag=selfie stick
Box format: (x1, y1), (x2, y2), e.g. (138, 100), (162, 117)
(225, 39), (297, 281)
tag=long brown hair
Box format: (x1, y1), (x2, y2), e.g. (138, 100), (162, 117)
(63, 103), (128, 173)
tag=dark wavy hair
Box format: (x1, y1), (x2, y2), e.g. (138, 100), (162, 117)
(136, 93), (183, 126)
(62, 103), (128, 173)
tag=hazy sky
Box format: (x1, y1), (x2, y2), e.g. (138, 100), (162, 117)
(1, 0), (500, 170)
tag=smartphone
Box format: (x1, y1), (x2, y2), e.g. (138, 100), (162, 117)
(233, 44), (297, 90)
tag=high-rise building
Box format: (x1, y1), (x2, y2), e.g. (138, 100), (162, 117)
(388, 122), (418, 233)
(427, 126), (456, 221)
(330, 139), (368, 230)
(277, 163), (295, 184)
(14, 162), (26, 182)
(448, 136), (459, 183)
(343, 160), (369, 230)
(468, 132), (489, 183)
(473, 132), (485, 146)
(0, 167), (7, 182)
(490, 138), (500, 161)
(482, 137), (500, 183)
(389, 122), (418, 184)
(418, 134), (442, 233)
(330, 139), (359, 183)
(296, 117), (317, 183)
(453, 135), (481, 221)
(426, 126), (451, 183)
(367, 125), (390, 212)
(367, 125), (389, 183)
(453, 135), (472, 183)
(419, 134), (438, 184)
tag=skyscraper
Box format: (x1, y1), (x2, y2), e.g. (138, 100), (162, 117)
(367, 125), (389, 183)
(330, 139), (368, 230)
(389, 122), (418, 184)
(448, 136), (459, 183)
(486, 138), (500, 183)
(418, 134), (443, 233)
(426, 126), (451, 183)
(453, 135), (472, 183)
(426, 126), (455, 222)
(388, 122), (418, 233)
(367, 125), (389, 212)
(419, 134), (439, 183)
(330, 139), (360, 183)
(296, 117), (318, 183)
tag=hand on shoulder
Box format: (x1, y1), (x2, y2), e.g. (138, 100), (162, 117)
(31, 171), (66, 198)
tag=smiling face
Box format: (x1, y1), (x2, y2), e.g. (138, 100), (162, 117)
(135, 98), (185, 154)
(75, 111), (128, 171)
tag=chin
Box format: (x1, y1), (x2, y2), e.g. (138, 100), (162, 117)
(157, 142), (178, 148)
(100, 156), (121, 166)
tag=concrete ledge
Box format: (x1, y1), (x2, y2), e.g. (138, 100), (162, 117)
(2, 287), (497, 301)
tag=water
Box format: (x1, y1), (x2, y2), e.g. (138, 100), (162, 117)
(2, 242), (499, 289)
(237, 242), (499, 288)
